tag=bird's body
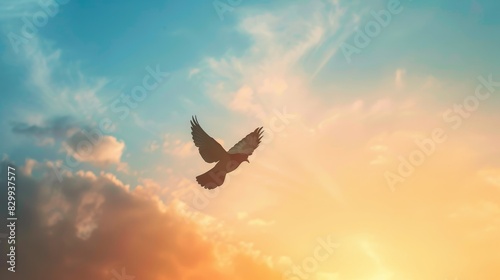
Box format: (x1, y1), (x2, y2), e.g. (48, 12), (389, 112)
(190, 116), (263, 189)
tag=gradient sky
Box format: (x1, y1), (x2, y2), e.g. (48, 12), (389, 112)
(1, 0), (500, 279)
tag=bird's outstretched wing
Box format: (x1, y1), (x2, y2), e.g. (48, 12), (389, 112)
(228, 127), (263, 155)
(190, 116), (227, 163)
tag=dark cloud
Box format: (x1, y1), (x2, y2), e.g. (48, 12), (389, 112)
(0, 160), (284, 280)
(10, 115), (80, 141)
(10, 116), (125, 168)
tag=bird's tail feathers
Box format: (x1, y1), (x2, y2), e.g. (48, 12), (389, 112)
(196, 165), (227, 189)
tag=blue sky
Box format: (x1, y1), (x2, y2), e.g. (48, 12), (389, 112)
(1, 0), (499, 187)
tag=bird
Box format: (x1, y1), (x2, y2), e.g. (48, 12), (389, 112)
(190, 116), (263, 189)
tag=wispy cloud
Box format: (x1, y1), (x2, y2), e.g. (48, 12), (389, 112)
(0, 0), (43, 21)
(395, 68), (406, 89)
(199, 0), (364, 121)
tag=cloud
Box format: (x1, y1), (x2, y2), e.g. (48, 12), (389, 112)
(450, 201), (500, 221)
(422, 75), (441, 90)
(237, 212), (248, 220)
(10, 115), (79, 145)
(369, 155), (387, 166)
(11, 115), (127, 169)
(21, 158), (37, 175)
(161, 134), (195, 158)
(369, 145), (388, 152)
(188, 68), (200, 79)
(62, 131), (126, 167)
(395, 68), (406, 89)
(0, 0), (43, 20)
(0, 159), (285, 280)
(199, 0), (359, 119)
(248, 218), (276, 227)
(4, 34), (109, 124)
(145, 140), (160, 152)
(229, 85), (266, 117)
(316, 272), (341, 280)
(478, 168), (500, 188)
(449, 200), (500, 239)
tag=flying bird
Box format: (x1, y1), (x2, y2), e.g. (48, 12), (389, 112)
(190, 116), (263, 189)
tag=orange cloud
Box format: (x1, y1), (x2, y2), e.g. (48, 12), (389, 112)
(0, 160), (285, 280)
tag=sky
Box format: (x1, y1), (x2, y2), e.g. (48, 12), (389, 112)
(0, 0), (500, 279)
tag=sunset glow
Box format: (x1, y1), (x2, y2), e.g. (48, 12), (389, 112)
(1, 0), (499, 279)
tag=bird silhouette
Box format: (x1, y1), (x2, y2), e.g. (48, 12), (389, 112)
(190, 116), (263, 189)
